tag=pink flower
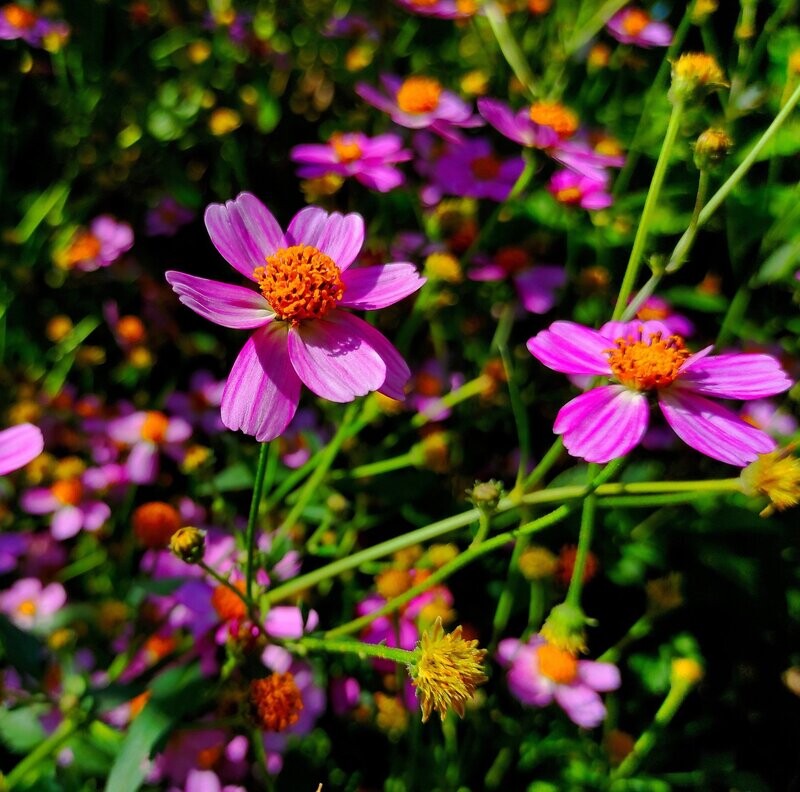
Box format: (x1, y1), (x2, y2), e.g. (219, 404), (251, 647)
(0, 4), (69, 48)
(356, 75), (483, 142)
(606, 7), (673, 48)
(291, 132), (412, 193)
(21, 475), (111, 540)
(527, 321), (793, 465)
(0, 577), (66, 630)
(548, 169), (613, 210)
(393, 0), (477, 19)
(166, 193), (425, 442)
(0, 423), (43, 475)
(498, 635), (620, 728)
(60, 216), (133, 272)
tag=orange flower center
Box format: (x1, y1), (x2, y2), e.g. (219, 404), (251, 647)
(140, 411), (170, 443)
(622, 8), (651, 36)
(4, 4), (36, 29)
(255, 245), (344, 323)
(330, 133), (363, 164)
(52, 478), (83, 506)
(537, 643), (579, 684)
(410, 0), (440, 6)
(495, 246), (529, 274)
(197, 744), (224, 770)
(250, 672), (304, 732)
(132, 501), (181, 548)
(117, 315), (146, 344)
(606, 333), (690, 391)
(396, 77), (443, 114)
(65, 232), (102, 267)
(17, 599), (37, 617)
(555, 186), (583, 204)
(145, 633), (177, 661)
(416, 371), (443, 397)
(211, 580), (248, 622)
(636, 304), (669, 321)
(470, 155), (502, 181)
(529, 102), (579, 139)
(456, 0), (478, 13)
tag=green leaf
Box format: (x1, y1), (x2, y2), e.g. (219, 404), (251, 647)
(752, 238), (800, 286)
(0, 614), (46, 680)
(0, 706), (47, 753)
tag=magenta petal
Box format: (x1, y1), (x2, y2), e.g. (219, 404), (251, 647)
(678, 354), (793, 400)
(264, 606), (305, 639)
(288, 314), (387, 402)
(514, 266), (566, 314)
(527, 321), (612, 375)
(21, 488), (60, 514)
(165, 272), (274, 329)
(340, 263), (425, 310)
(82, 501), (111, 531)
(577, 661), (621, 692)
(659, 390), (776, 466)
(554, 386), (649, 463)
(286, 208), (364, 271)
(204, 193), (284, 281)
(127, 442), (159, 484)
(52, 506), (83, 540)
(0, 424), (44, 476)
(554, 684), (607, 728)
(221, 324), (301, 442)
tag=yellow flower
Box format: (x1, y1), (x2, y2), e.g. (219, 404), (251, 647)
(518, 546), (558, 581)
(409, 617), (487, 723)
(740, 448), (800, 517)
(424, 252), (462, 284)
(169, 526), (206, 564)
(670, 53), (727, 103)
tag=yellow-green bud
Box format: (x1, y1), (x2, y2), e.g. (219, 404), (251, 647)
(466, 480), (504, 513)
(669, 53), (727, 104)
(671, 657), (704, 686)
(694, 128), (733, 170)
(540, 602), (592, 654)
(169, 526), (206, 564)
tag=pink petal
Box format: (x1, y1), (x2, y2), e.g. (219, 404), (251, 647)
(20, 488), (60, 514)
(127, 442), (159, 484)
(264, 606), (305, 639)
(51, 506), (83, 540)
(221, 324), (301, 442)
(340, 263), (425, 310)
(659, 390), (776, 466)
(554, 684), (607, 728)
(355, 166), (406, 193)
(577, 661), (621, 692)
(514, 266), (566, 314)
(285, 208), (365, 271)
(0, 424), (44, 476)
(290, 144), (338, 165)
(554, 385), (649, 463)
(107, 413), (147, 444)
(204, 193), (284, 281)
(165, 418), (193, 443)
(81, 501), (111, 531)
(677, 353), (793, 400)
(527, 321), (612, 375)
(288, 313), (387, 402)
(165, 272), (274, 329)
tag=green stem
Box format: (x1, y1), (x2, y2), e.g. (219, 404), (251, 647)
(199, 561), (255, 609)
(521, 438), (564, 493)
(290, 636), (415, 665)
(565, 465), (598, 607)
(410, 374), (491, 429)
(471, 509), (492, 547)
(612, 99), (685, 320)
(5, 714), (83, 789)
(482, 1), (537, 98)
(334, 449), (420, 480)
(245, 442), (270, 602)
(598, 491), (725, 508)
(499, 339), (530, 492)
(564, 0), (629, 57)
(716, 283), (750, 347)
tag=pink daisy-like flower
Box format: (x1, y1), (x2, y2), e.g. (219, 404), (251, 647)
(58, 215), (134, 272)
(498, 635), (620, 728)
(393, 0), (478, 19)
(356, 75), (483, 142)
(21, 475), (111, 540)
(291, 132), (412, 193)
(165, 192), (425, 442)
(548, 169), (614, 210)
(0, 423), (43, 476)
(606, 7), (673, 48)
(527, 321), (793, 465)
(0, 577), (66, 630)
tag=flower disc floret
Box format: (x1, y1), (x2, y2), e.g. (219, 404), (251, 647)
(607, 333), (690, 391)
(529, 102), (578, 139)
(330, 133), (363, 164)
(396, 77), (443, 114)
(254, 245), (345, 323)
(536, 643), (579, 684)
(622, 8), (650, 36)
(250, 673), (304, 732)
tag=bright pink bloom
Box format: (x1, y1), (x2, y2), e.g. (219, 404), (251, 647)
(166, 193), (425, 442)
(356, 75), (483, 142)
(291, 132), (412, 192)
(0, 423), (43, 475)
(21, 475), (111, 540)
(67, 215), (134, 272)
(527, 321), (793, 465)
(0, 577), (66, 629)
(549, 169), (613, 210)
(393, 0), (477, 19)
(498, 635), (620, 728)
(606, 7), (673, 48)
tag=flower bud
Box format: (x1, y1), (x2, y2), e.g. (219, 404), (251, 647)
(694, 128), (733, 170)
(466, 480), (504, 513)
(671, 657), (704, 686)
(169, 526), (206, 564)
(670, 53), (726, 104)
(540, 602), (591, 654)
(740, 447), (800, 517)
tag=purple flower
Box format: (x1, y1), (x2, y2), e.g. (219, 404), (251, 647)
(171, 769), (246, 792)
(426, 137), (525, 203)
(0, 4), (69, 48)
(58, 216), (134, 272)
(356, 75), (482, 142)
(393, 0), (478, 19)
(551, 138), (625, 179)
(278, 409), (328, 469)
(606, 7), (673, 48)
(21, 475), (111, 540)
(740, 399), (798, 439)
(165, 193), (425, 442)
(0, 534), (28, 574)
(0, 577), (66, 630)
(498, 635), (620, 728)
(527, 321), (793, 465)
(478, 97), (561, 149)
(291, 132), (412, 193)
(0, 423), (43, 475)
(548, 169), (613, 210)
(145, 196), (195, 237)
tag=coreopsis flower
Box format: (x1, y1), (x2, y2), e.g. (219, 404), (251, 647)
(291, 132), (412, 193)
(356, 75), (483, 142)
(0, 422), (43, 475)
(527, 321), (792, 465)
(670, 53), (727, 103)
(548, 169), (613, 210)
(21, 475), (111, 539)
(409, 617), (487, 722)
(55, 216), (133, 272)
(498, 634), (620, 728)
(0, 577), (66, 630)
(394, 0), (478, 18)
(145, 196), (194, 237)
(740, 448), (800, 517)
(606, 7), (672, 48)
(165, 193), (425, 442)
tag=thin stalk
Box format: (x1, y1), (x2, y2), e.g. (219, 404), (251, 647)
(565, 465), (598, 607)
(612, 100), (685, 320)
(245, 442), (270, 602)
(410, 375), (491, 429)
(564, 0), (629, 57)
(521, 438), (564, 493)
(290, 636), (415, 665)
(470, 509), (492, 547)
(199, 561), (255, 610)
(482, 1), (537, 98)
(334, 449), (420, 480)
(499, 340), (530, 492)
